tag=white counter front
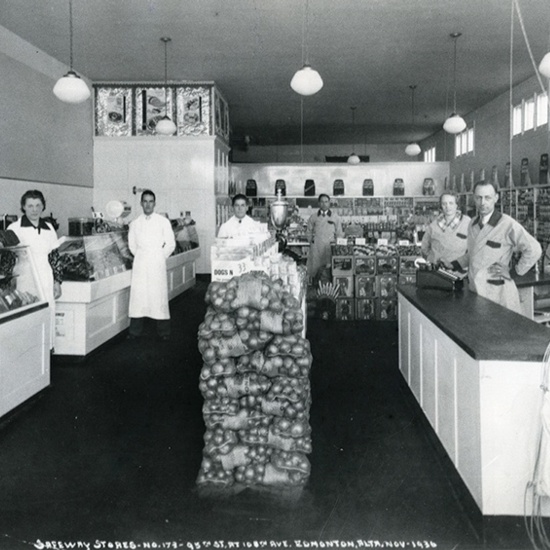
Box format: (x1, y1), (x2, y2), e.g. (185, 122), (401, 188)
(398, 285), (550, 517)
(54, 248), (200, 356)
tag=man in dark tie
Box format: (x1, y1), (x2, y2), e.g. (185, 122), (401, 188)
(450, 181), (540, 314)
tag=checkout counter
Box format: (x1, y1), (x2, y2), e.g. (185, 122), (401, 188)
(398, 282), (550, 516)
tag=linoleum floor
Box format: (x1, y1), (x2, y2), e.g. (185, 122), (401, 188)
(0, 278), (535, 549)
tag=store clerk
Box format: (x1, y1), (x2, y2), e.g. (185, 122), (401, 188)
(449, 180), (541, 315)
(217, 194), (258, 238)
(8, 190), (62, 350)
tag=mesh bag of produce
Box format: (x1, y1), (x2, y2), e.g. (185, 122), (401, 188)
(198, 271), (313, 492)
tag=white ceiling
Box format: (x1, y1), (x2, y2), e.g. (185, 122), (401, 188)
(0, 0), (548, 146)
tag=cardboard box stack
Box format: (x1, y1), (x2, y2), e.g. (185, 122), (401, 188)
(331, 241), (421, 321)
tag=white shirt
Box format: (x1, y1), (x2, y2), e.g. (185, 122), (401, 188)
(217, 215), (258, 238)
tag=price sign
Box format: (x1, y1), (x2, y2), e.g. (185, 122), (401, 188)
(355, 238), (366, 245)
(336, 238), (348, 245)
(398, 240), (410, 246)
(377, 238), (388, 246)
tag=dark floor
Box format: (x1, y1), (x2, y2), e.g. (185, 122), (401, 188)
(0, 277), (536, 550)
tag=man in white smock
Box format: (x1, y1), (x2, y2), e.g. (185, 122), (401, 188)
(450, 181), (541, 315)
(306, 194), (344, 280)
(128, 190), (176, 341)
(217, 194), (258, 238)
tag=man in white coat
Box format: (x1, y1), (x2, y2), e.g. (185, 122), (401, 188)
(450, 180), (541, 315)
(217, 194), (258, 238)
(128, 190), (176, 341)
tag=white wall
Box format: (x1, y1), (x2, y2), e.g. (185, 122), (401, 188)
(0, 25), (93, 187)
(93, 136), (229, 273)
(231, 143), (422, 164)
(230, 162), (449, 197)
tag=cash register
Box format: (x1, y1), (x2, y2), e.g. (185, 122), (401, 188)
(415, 260), (466, 291)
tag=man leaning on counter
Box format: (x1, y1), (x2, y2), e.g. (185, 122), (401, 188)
(449, 180), (541, 314)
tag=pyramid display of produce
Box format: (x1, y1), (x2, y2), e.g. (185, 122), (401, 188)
(197, 271), (312, 490)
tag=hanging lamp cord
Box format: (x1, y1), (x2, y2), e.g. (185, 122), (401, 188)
(68, 0), (74, 70)
(452, 35), (459, 114)
(162, 37), (171, 117)
(303, 0), (310, 66)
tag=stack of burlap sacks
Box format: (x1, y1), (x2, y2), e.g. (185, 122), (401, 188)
(197, 272), (312, 490)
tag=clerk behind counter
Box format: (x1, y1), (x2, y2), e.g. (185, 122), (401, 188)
(449, 180), (541, 314)
(217, 194), (259, 238)
(421, 191), (471, 265)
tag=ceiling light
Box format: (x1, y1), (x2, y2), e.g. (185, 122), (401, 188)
(405, 85), (421, 156)
(156, 37), (177, 136)
(443, 32), (466, 134)
(53, 0), (90, 104)
(347, 107), (360, 165)
(540, 52), (550, 79)
(290, 0), (323, 96)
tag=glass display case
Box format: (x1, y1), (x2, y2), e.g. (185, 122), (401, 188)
(58, 232), (133, 282)
(0, 245), (46, 319)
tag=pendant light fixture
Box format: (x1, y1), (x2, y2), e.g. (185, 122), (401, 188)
(443, 32), (467, 134)
(405, 85), (421, 156)
(347, 107), (360, 165)
(540, 52), (550, 78)
(155, 37), (177, 136)
(290, 0), (323, 96)
(53, 0), (90, 104)
(540, 21), (550, 77)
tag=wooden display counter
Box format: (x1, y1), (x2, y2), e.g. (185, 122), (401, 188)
(0, 303), (50, 417)
(398, 284), (550, 516)
(54, 248), (200, 356)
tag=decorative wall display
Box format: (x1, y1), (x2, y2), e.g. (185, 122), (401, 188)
(94, 83), (229, 143)
(176, 86), (210, 136)
(213, 88), (230, 142)
(95, 87), (133, 137)
(135, 86), (175, 136)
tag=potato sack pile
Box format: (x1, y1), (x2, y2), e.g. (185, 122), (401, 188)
(197, 272), (312, 489)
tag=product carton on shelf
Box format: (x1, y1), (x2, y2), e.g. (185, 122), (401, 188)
(356, 298), (376, 320)
(333, 276), (354, 298)
(375, 255), (398, 275)
(354, 256), (376, 276)
(355, 275), (377, 298)
(376, 275), (398, 298)
(376, 298), (398, 321)
(399, 256), (418, 274)
(336, 297), (355, 321)
(331, 256), (354, 276)
(399, 274), (416, 285)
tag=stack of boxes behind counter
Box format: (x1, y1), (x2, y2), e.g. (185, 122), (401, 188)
(331, 240), (420, 321)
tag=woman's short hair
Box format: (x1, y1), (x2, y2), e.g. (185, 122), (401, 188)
(20, 190), (46, 212)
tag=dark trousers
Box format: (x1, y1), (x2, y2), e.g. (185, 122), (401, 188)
(129, 317), (170, 338)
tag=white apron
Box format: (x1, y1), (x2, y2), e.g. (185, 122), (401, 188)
(306, 211), (343, 279)
(9, 218), (59, 348)
(128, 213), (175, 320)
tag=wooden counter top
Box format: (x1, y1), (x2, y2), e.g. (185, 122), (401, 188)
(398, 284), (550, 362)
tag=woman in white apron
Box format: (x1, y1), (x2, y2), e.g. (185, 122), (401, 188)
(9, 190), (61, 349)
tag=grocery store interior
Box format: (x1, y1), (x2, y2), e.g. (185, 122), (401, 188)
(1, 1), (550, 549)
